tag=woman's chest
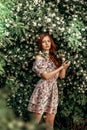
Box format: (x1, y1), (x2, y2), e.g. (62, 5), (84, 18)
(46, 61), (56, 72)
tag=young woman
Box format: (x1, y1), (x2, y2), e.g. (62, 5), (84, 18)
(28, 33), (70, 130)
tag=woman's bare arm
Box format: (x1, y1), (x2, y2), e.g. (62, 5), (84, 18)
(36, 55), (64, 80)
(35, 55), (70, 80)
(41, 65), (64, 80)
(59, 61), (71, 79)
(59, 69), (66, 79)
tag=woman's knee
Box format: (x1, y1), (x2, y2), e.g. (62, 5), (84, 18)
(32, 112), (43, 124)
(45, 113), (55, 127)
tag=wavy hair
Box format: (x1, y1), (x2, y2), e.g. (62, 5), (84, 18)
(37, 33), (59, 67)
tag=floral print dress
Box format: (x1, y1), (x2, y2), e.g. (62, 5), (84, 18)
(28, 58), (59, 114)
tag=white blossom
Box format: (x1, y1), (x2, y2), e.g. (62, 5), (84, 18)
(51, 13), (56, 17)
(47, 18), (51, 23)
(56, 17), (60, 20)
(34, 0), (41, 4)
(4, 31), (9, 36)
(52, 24), (56, 27)
(33, 22), (37, 26)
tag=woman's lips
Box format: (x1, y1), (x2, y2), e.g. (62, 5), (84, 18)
(46, 46), (49, 48)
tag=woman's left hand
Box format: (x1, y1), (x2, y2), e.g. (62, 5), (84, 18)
(62, 61), (71, 69)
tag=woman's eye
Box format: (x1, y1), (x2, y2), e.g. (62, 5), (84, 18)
(42, 41), (45, 43)
(48, 40), (50, 42)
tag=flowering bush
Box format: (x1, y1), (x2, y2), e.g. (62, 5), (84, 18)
(0, 0), (87, 129)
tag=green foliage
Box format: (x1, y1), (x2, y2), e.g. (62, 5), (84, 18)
(64, 19), (85, 51)
(0, 53), (5, 75)
(0, 88), (46, 130)
(0, 0), (87, 130)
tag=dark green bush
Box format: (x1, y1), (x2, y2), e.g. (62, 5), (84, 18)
(0, 0), (87, 130)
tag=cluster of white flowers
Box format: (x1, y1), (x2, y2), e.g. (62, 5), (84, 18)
(17, 3), (22, 12)
(34, 0), (41, 4)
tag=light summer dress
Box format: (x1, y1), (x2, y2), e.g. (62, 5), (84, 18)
(28, 57), (59, 114)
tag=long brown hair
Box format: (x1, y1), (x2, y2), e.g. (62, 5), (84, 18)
(37, 33), (59, 67)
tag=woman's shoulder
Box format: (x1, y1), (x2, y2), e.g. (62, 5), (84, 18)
(35, 55), (44, 60)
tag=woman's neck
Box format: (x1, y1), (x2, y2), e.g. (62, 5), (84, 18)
(42, 50), (49, 54)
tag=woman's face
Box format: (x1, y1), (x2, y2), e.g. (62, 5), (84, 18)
(41, 36), (51, 51)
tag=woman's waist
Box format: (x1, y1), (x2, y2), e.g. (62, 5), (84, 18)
(37, 78), (57, 85)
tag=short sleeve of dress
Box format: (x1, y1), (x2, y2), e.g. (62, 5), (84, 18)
(32, 58), (47, 77)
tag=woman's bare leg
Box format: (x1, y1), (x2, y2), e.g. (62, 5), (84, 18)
(33, 113), (43, 124)
(45, 113), (56, 130)
(25, 113), (43, 129)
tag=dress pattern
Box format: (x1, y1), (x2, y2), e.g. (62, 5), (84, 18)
(28, 58), (59, 114)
